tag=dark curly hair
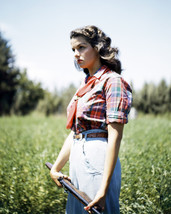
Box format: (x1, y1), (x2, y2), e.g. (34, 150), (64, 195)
(70, 25), (122, 75)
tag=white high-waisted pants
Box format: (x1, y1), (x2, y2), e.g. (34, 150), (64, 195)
(65, 129), (121, 214)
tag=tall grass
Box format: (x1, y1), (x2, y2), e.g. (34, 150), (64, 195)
(0, 115), (170, 213)
(120, 115), (171, 214)
(0, 116), (69, 213)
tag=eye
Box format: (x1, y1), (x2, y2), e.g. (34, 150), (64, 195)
(72, 45), (86, 52)
(79, 46), (85, 50)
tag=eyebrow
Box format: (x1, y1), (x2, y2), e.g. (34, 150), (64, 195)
(79, 42), (87, 45)
(72, 42), (87, 49)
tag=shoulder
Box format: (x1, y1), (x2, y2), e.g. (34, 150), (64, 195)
(104, 70), (132, 93)
(104, 70), (121, 80)
(100, 70), (120, 87)
(103, 70), (121, 89)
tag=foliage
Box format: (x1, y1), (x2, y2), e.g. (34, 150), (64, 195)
(0, 115), (170, 213)
(36, 84), (77, 116)
(36, 91), (63, 116)
(60, 84), (77, 114)
(133, 80), (171, 114)
(0, 32), (20, 115)
(12, 70), (44, 115)
(0, 32), (45, 116)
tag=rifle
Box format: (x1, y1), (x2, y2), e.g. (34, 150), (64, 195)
(45, 162), (102, 214)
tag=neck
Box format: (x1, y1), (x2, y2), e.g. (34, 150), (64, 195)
(88, 60), (102, 76)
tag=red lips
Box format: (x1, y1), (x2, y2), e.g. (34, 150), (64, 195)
(77, 59), (83, 63)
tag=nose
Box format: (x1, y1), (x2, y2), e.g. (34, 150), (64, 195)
(74, 49), (80, 58)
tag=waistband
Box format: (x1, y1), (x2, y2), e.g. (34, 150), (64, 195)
(73, 129), (108, 140)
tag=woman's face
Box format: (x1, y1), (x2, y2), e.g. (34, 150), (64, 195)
(70, 36), (100, 71)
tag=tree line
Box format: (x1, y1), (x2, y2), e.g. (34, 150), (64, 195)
(132, 80), (171, 114)
(0, 32), (170, 116)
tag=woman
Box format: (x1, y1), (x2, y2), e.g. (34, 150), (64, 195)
(50, 25), (132, 214)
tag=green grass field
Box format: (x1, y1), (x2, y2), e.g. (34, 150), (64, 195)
(0, 115), (170, 213)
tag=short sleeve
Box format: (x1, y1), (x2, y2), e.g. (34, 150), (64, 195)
(105, 76), (132, 124)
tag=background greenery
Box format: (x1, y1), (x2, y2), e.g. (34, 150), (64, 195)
(0, 115), (170, 213)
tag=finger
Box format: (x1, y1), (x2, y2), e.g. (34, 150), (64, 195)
(50, 171), (64, 187)
(84, 205), (90, 211)
(84, 202), (94, 211)
(63, 175), (71, 182)
(87, 201), (95, 208)
(95, 205), (104, 212)
(52, 176), (63, 186)
(85, 200), (104, 213)
(55, 180), (63, 187)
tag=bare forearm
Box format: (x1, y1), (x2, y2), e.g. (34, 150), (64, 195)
(100, 123), (123, 195)
(52, 131), (74, 172)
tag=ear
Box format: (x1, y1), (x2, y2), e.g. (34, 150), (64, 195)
(94, 46), (98, 51)
(94, 46), (98, 52)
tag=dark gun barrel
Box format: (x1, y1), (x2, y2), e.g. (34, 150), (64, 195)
(45, 162), (102, 214)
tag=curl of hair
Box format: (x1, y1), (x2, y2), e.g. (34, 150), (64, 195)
(70, 25), (122, 75)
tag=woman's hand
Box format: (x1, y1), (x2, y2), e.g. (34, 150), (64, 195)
(49, 131), (73, 187)
(84, 189), (106, 213)
(50, 168), (71, 187)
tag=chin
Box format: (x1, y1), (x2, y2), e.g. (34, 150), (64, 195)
(79, 65), (86, 69)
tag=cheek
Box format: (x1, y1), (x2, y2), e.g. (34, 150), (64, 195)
(85, 49), (98, 61)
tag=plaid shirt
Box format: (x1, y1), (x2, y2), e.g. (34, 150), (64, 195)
(68, 66), (132, 134)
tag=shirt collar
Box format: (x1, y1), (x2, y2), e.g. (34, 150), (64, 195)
(85, 65), (108, 83)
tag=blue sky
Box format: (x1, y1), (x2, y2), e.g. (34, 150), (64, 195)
(0, 0), (170, 91)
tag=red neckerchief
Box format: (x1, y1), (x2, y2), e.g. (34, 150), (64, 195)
(66, 65), (109, 129)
